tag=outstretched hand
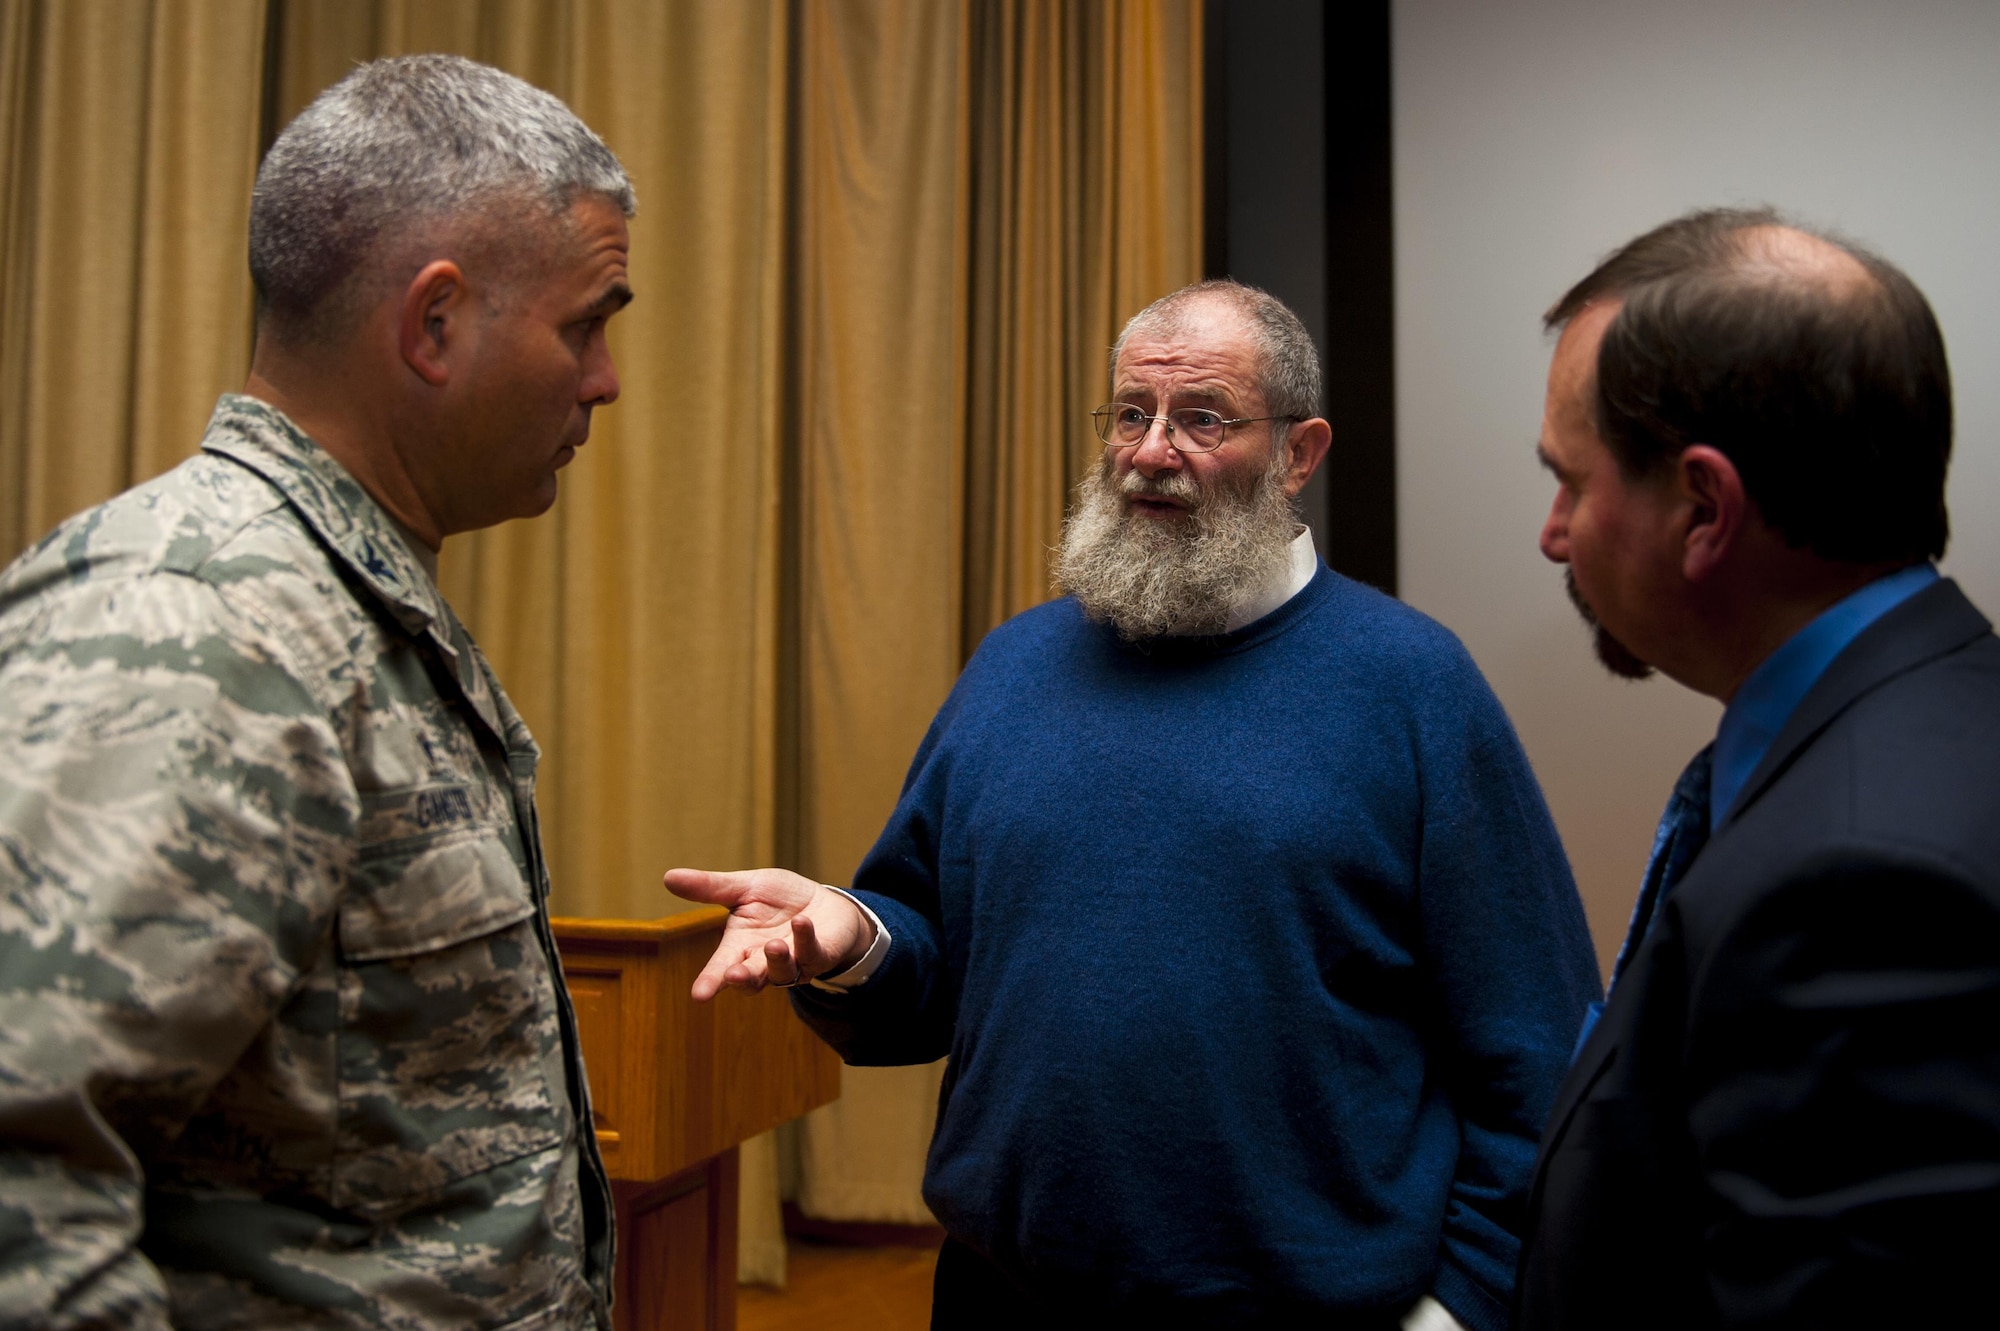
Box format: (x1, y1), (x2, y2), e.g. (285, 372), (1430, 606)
(663, 866), (874, 1001)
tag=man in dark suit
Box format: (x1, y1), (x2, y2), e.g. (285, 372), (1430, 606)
(1517, 207), (2000, 1329)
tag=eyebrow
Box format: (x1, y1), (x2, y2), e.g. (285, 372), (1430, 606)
(586, 283), (635, 318)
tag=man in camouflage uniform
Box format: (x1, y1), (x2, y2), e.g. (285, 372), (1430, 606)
(0, 56), (634, 1328)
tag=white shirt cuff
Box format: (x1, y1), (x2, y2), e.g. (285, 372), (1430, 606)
(1401, 1295), (1467, 1331)
(807, 885), (890, 991)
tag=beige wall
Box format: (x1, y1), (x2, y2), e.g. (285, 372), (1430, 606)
(1393, 0), (2000, 973)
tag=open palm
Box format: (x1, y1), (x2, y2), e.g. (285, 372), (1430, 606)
(663, 866), (869, 999)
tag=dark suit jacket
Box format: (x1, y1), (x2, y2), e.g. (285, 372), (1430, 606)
(1515, 579), (2000, 1330)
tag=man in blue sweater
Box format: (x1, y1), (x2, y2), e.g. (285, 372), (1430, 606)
(669, 282), (1600, 1331)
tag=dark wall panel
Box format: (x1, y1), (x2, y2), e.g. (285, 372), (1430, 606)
(1206, 0), (1396, 594)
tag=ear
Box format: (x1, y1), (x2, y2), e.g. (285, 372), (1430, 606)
(1677, 444), (1749, 583)
(1280, 417), (1334, 497)
(398, 259), (470, 388)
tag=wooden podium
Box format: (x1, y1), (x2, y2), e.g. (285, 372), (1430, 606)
(554, 910), (842, 1331)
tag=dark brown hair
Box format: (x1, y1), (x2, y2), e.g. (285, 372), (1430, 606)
(1546, 207), (1951, 563)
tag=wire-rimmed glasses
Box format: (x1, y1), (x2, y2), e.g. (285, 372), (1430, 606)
(1090, 402), (1285, 453)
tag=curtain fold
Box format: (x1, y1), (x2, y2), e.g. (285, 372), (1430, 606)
(962, 0), (1203, 652)
(788, 0), (971, 1228)
(0, 0), (265, 560)
(792, 0), (1202, 1231)
(265, 3), (800, 1278)
(267, 0), (794, 923)
(0, 0), (1202, 1270)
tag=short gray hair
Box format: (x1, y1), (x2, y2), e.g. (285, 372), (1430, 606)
(1110, 279), (1323, 426)
(250, 54), (636, 342)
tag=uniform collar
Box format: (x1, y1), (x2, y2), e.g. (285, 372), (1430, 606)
(200, 393), (449, 638)
(199, 394), (527, 756)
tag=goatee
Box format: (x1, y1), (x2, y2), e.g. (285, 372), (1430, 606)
(1054, 448), (1298, 640)
(1565, 568), (1654, 680)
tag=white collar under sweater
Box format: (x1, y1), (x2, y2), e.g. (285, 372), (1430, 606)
(1220, 527), (1319, 633)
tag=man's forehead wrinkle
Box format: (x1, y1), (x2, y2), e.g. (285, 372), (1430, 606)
(1118, 339), (1246, 370)
(1111, 369), (1246, 407)
(1115, 344), (1258, 392)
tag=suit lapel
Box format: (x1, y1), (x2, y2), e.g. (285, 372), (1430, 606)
(1545, 1036), (1614, 1149)
(1719, 579), (1991, 833)
(1523, 1010), (1621, 1228)
(1527, 580), (1993, 1272)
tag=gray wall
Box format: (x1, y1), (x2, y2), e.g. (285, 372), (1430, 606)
(1394, 0), (2000, 971)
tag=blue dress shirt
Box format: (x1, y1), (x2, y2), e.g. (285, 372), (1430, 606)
(1577, 562), (1944, 1058)
(1709, 562), (1940, 830)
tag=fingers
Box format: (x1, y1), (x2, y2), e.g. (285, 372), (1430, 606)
(671, 867), (844, 1001)
(691, 942), (752, 1001)
(689, 923), (826, 1001)
(699, 918), (830, 1000)
(664, 866), (753, 906)
(763, 938), (804, 986)
(692, 939), (781, 1001)
(762, 915), (831, 988)
(791, 915), (826, 974)
(663, 866), (824, 914)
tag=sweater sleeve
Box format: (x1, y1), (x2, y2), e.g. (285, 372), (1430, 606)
(1413, 655), (1602, 1331)
(789, 711), (961, 1066)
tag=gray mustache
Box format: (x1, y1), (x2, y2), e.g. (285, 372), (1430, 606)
(1118, 469), (1201, 505)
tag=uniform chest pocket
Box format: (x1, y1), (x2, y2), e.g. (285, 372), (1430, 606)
(333, 816), (567, 1219)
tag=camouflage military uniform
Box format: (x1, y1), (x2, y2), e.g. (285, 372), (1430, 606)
(0, 395), (613, 1329)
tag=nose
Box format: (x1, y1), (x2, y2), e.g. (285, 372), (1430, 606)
(1125, 413), (1184, 478)
(581, 333), (620, 408)
(1539, 490), (1571, 563)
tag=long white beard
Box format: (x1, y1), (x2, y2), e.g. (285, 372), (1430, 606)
(1054, 448), (1299, 640)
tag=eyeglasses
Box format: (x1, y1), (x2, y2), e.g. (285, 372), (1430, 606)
(1090, 402), (1285, 453)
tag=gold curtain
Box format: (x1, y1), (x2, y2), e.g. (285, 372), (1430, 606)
(786, 0), (973, 1228)
(963, 0), (1203, 653)
(0, 0), (265, 560)
(267, 0), (1199, 930)
(2, 0), (1202, 1264)
(788, 0), (1204, 1229)
(267, 0), (802, 928)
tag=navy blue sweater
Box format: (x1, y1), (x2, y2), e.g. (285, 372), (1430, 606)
(794, 566), (1600, 1330)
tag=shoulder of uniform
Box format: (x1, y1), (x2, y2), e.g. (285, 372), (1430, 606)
(2, 511), (360, 714)
(0, 453), (291, 596)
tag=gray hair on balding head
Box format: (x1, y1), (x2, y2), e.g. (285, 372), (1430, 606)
(1111, 279), (1323, 428)
(250, 53), (636, 343)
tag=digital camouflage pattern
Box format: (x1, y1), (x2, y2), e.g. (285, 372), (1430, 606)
(0, 396), (613, 1329)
